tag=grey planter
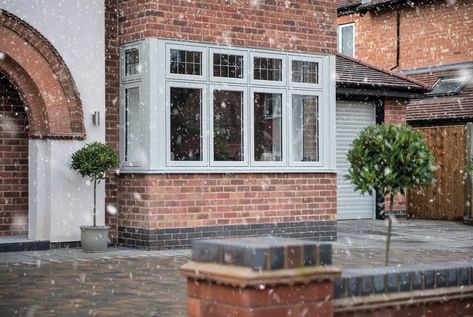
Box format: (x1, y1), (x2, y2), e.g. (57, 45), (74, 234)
(80, 226), (110, 252)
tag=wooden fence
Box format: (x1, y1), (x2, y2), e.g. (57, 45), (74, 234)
(407, 124), (469, 220)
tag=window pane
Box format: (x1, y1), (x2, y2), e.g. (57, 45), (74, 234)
(430, 77), (465, 95)
(292, 95), (319, 162)
(292, 61), (318, 84)
(341, 25), (354, 57)
(253, 93), (282, 161)
(125, 49), (139, 76)
(253, 57), (282, 81)
(170, 87), (202, 161)
(213, 90), (244, 161)
(170, 49), (202, 75)
(213, 53), (244, 79)
(125, 87), (145, 165)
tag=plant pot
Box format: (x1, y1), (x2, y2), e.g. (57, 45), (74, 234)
(80, 225), (110, 252)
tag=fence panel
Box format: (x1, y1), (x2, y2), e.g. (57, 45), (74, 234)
(407, 125), (467, 220)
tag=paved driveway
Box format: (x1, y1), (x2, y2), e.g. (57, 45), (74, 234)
(0, 220), (472, 316)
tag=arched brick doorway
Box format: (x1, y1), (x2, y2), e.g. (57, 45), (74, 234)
(0, 10), (85, 239)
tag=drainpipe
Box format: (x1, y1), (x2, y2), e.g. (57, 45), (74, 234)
(390, 11), (401, 71)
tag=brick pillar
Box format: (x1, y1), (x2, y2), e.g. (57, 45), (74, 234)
(181, 237), (340, 317)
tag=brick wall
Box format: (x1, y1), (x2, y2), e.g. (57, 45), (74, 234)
(0, 73), (28, 236)
(117, 173), (337, 249)
(337, 0), (473, 70)
(119, 0), (337, 54)
(105, 0), (120, 241)
(384, 98), (408, 213)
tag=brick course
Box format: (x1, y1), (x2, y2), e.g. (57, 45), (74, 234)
(337, 0), (473, 70)
(0, 73), (28, 236)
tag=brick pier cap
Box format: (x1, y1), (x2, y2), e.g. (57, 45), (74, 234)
(181, 237), (341, 317)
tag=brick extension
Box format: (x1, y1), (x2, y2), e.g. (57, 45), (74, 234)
(103, 1), (340, 247)
(0, 73), (28, 236)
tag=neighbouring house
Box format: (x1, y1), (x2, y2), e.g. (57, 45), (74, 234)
(0, 0), (428, 251)
(337, 0), (473, 221)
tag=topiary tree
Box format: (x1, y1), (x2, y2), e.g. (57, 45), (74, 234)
(347, 124), (435, 266)
(70, 142), (119, 227)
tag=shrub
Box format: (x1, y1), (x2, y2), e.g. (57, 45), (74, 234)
(70, 142), (119, 227)
(347, 124), (435, 265)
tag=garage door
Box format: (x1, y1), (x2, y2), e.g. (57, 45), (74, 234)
(336, 101), (376, 220)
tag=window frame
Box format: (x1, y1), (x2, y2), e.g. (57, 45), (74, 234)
(119, 38), (336, 173)
(289, 56), (323, 89)
(122, 45), (143, 82)
(288, 90), (324, 167)
(337, 23), (355, 58)
(250, 87), (287, 167)
(250, 51), (287, 86)
(165, 43), (207, 82)
(209, 48), (248, 84)
(209, 85), (249, 167)
(165, 81), (208, 167)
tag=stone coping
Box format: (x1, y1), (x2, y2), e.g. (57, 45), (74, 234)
(334, 260), (473, 299)
(192, 236), (332, 271)
(181, 261), (341, 288)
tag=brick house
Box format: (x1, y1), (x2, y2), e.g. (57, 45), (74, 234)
(0, 0), (426, 250)
(337, 0), (473, 220)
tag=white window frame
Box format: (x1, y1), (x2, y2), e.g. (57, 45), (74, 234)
(209, 48), (248, 84)
(288, 90), (324, 167)
(210, 85), (249, 167)
(121, 45), (143, 82)
(120, 38), (336, 173)
(166, 43), (207, 82)
(250, 87), (287, 167)
(165, 81), (208, 167)
(289, 55), (323, 89)
(337, 23), (355, 57)
(250, 51), (287, 86)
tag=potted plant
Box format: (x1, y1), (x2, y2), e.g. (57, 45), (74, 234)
(347, 124), (435, 265)
(70, 142), (119, 252)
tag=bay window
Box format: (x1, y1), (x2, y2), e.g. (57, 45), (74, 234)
(120, 39), (335, 172)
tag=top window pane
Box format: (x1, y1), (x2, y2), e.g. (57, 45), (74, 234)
(170, 49), (202, 75)
(254, 57), (282, 81)
(213, 53), (244, 79)
(292, 61), (318, 84)
(125, 49), (140, 76)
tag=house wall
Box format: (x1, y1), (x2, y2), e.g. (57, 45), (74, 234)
(0, 0), (106, 242)
(0, 74), (28, 236)
(337, 0), (473, 70)
(108, 0), (339, 248)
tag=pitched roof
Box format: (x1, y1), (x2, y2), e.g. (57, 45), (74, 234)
(336, 53), (430, 92)
(406, 66), (473, 123)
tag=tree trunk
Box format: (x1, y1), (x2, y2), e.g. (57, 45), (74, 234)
(385, 194), (394, 266)
(93, 178), (97, 227)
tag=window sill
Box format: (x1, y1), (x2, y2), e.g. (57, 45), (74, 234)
(117, 167), (337, 174)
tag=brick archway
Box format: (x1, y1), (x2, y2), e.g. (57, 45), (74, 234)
(0, 10), (85, 139)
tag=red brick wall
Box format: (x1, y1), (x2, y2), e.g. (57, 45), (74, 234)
(105, 0), (120, 240)
(119, 0), (337, 54)
(118, 173), (336, 230)
(384, 98), (408, 213)
(337, 0), (473, 70)
(0, 73), (28, 236)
